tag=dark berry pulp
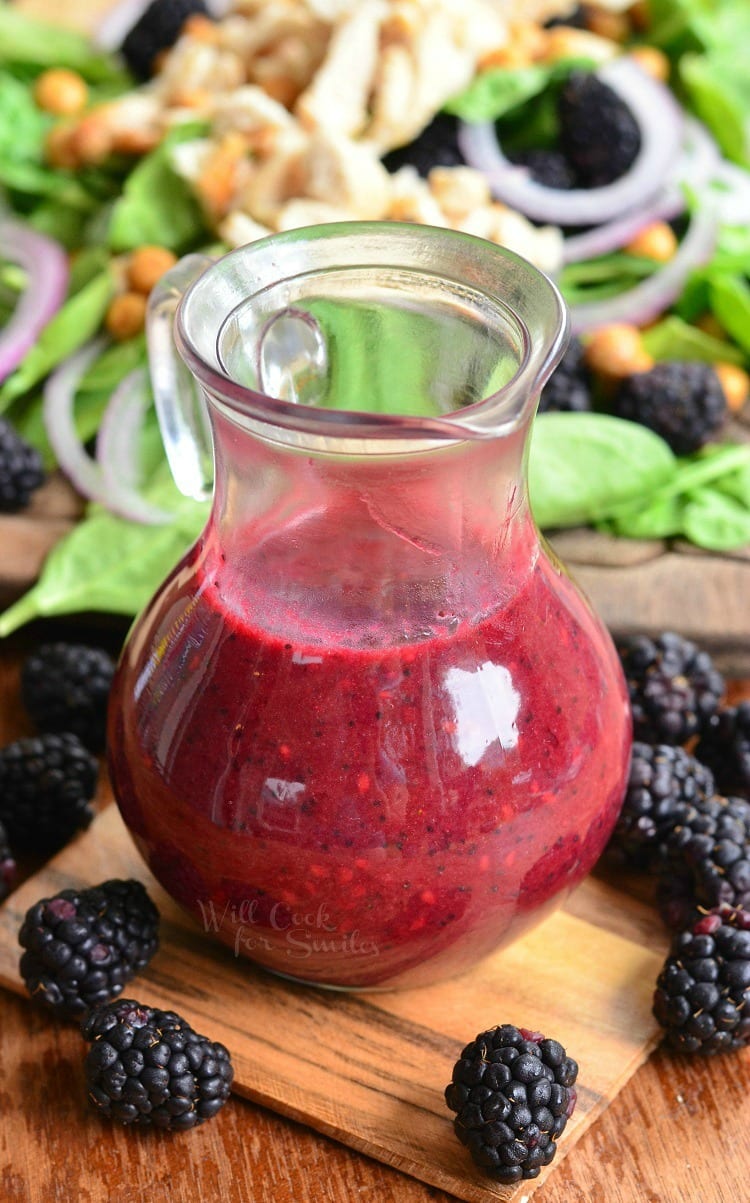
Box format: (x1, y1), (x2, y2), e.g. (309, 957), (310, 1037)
(109, 530), (630, 989)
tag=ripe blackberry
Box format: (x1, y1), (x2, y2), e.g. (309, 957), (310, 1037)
(557, 70), (641, 187)
(382, 114), (464, 177)
(653, 906), (750, 1055)
(545, 6), (587, 29)
(121, 0), (208, 80)
(616, 632), (724, 745)
(21, 642), (116, 752)
(658, 794), (750, 929)
(508, 149), (577, 191)
(608, 742), (715, 867)
(612, 361), (726, 454)
(0, 818), (17, 901)
(0, 733), (98, 854)
(445, 1024), (578, 1184)
(696, 702), (750, 800)
(539, 336), (592, 413)
(82, 998), (233, 1129)
(0, 417), (45, 512)
(19, 879), (159, 1018)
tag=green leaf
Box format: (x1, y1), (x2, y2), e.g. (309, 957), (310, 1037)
(444, 57), (595, 123)
(641, 314), (746, 365)
(0, 468), (208, 636)
(603, 493), (686, 540)
(0, 270), (115, 410)
(107, 125), (210, 253)
(0, 4), (130, 85)
(529, 413), (677, 530)
(682, 489), (750, 549)
(680, 51), (750, 166)
(709, 274), (750, 355)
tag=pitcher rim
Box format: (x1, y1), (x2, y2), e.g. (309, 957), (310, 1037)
(174, 221), (569, 443)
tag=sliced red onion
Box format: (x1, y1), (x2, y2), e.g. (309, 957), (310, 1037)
(568, 203), (718, 334)
(96, 367), (173, 524)
(458, 57), (684, 226)
(562, 118), (720, 263)
(44, 339), (171, 525)
(0, 219), (69, 383)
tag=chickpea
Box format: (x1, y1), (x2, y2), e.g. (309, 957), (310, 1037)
(625, 221), (678, 262)
(105, 292), (148, 341)
(182, 14), (219, 42)
(69, 114), (113, 165)
(629, 45), (670, 82)
(714, 362), (750, 414)
(34, 68), (88, 116)
(584, 324), (654, 379)
(126, 246), (178, 296)
(45, 124), (78, 170)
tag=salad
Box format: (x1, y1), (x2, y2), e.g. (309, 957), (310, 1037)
(1, 0), (750, 636)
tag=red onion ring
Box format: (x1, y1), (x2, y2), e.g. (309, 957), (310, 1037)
(562, 119), (720, 264)
(44, 340), (171, 524)
(458, 57), (684, 226)
(568, 203), (718, 334)
(0, 219), (69, 383)
(96, 366), (173, 524)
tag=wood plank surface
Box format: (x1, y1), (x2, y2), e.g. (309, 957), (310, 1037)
(0, 799), (664, 1203)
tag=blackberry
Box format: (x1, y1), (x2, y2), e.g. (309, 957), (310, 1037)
(539, 336), (592, 413)
(21, 642), (116, 752)
(557, 70), (641, 187)
(696, 703), (750, 800)
(653, 906), (750, 1055)
(382, 113), (464, 177)
(19, 879), (159, 1019)
(658, 794), (750, 928)
(608, 742), (715, 867)
(545, 7), (588, 30)
(0, 417), (45, 512)
(0, 733), (98, 854)
(612, 361), (726, 454)
(616, 632), (724, 745)
(508, 149), (577, 191)
(445, 1024), (578, 1184)
(0, 818), (17, 901)
(82, 997), (233, 1129)
(121, 0), (208, 80)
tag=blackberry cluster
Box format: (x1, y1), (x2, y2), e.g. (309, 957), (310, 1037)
(445, 1024), (578, 1184)
(557, 71), (641, 188)
(612, 362), (726, 455)
(653, 907), (750, 1055)
(0, 417), (45, 512)
(0, 819), (17, 902)
(21, 642), (116, 752)
(696, 702), (750, 800)
(608, 743), (714, 868)
(83, 998), (234, 1129)
(658, 794), (750, 929)
(121, 0), (208, 79)
(616, 631), (724, 745)
(508, 149), (577, 191)
(539, 337), (592, 413)
(19, 879), (159, 1018)
(381, 113), (464, 178)
(0, 733), (98, 854)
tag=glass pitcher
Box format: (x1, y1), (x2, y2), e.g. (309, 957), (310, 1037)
(108, 222), (631, 991)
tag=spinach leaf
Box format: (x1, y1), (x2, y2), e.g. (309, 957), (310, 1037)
(709, 274), (750, 354)
(107, 125), (210, 253)
(0, 269), (115, 410)
(0, 467), (207, 636)
(642, 314), (746, 365)
(444, 58), (594, 123)
(0, 4), (130, 86)
(528, 413), (676, 529)
(682, 490), (750, 550)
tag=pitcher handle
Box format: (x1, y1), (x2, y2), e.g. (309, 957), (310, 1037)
(146, 253), (215, 501)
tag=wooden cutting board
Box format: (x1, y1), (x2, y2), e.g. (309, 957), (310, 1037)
(0, 800), (666, 1203)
